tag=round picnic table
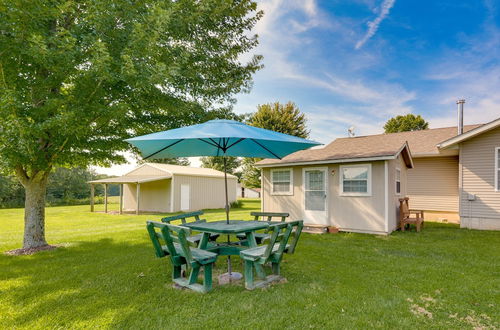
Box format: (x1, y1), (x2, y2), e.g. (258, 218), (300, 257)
(182, 220), (269, 254)
(182, 220), (270, 281)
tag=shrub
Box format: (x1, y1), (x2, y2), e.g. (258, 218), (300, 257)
(230, 199), (243, 209)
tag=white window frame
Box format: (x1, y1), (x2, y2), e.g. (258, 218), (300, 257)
(395, 167), (401, 195)
(495, 147), (500, 192)
(270, 168), (293, 196)
(339, 164), (372, 197)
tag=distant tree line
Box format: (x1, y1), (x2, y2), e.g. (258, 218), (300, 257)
(0, 168), (117, 208)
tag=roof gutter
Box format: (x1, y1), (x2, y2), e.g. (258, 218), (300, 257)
(255, 155), (400, 168)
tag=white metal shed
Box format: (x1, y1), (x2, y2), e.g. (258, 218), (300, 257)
(89, 163), (237, 214)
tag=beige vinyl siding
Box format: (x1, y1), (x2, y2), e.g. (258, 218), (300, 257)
(262, 161), (388, 234)
(123, 183), (136, 212)
(262, 167), (304, 222)
(407, 156), (459, 212)
(122, 180), (171, 212)
(388, 155), (409, 231)
(459, 126), (500, 229)
(332, 161), (386, 234)
(171, 174), (237, 212)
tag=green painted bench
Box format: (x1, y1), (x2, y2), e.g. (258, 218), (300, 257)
(146, 221), (217, 293)
(161, 211), (219, 245)
(240, 220), (303, 290)
(236, 212), (290, 244)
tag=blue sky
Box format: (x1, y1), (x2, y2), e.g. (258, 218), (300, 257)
(97, 0), (500, 174)
(236, 0), (500, 143)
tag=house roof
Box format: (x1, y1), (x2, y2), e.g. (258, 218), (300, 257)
(438, 118), (500, 149)
(258, 141), (413, 168)
(257, 124), (482, 168)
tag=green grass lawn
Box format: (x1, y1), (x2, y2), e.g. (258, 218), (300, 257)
(1, 199), (498, 329)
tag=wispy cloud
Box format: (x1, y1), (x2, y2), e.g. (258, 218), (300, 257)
(355, 0), (396, 49)
(236, 0), (415, 142)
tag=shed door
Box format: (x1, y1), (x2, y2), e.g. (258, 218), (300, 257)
(303, 168), (328, 225)
(180, 184), (190, 211)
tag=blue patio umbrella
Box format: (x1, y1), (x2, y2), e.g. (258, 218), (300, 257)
(126, 119), (321, 279)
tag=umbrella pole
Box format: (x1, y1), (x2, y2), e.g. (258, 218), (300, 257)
(223, 156), (232, 277)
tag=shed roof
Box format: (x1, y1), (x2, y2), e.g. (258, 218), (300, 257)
(140, 163), (237, 178)
(257, 124), (482, 167)
(89, 175), (171, 184)
(89, 163), (236, 184)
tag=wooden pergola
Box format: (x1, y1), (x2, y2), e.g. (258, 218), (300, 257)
(88, 175), (170, 215)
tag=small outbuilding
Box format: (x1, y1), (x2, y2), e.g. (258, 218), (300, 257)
(89, 163), (237, 214)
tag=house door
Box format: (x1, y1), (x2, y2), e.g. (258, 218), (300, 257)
(303, 168), (328, 225)
(180, 184), (190, 211)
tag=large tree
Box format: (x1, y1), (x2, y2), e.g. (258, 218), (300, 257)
(241, 101), (310, 188)
(0, 0), (262, 250)
(384, 114), (429, 133)
(250, 102), (309, 138)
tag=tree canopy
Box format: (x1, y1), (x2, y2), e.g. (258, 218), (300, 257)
(384, 114), (429, 133)
(0, 0), (262, 250)
(200, 156), (240, 175)
(240, 101), (310, 188)
(250, 102), (309, 138)
(140, 158), (191, 167)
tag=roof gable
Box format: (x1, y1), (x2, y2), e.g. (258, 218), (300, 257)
(438, 118), (500, 149)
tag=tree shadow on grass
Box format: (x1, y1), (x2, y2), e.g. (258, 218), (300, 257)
(0, 238), (180, 328)
(0, 237), (253, 328)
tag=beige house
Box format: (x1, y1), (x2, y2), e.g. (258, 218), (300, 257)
(257, 140), (413, 235)
(89, 163), (237, 214)
(438, 118), (500, 230)
(257, 117), (500, 233)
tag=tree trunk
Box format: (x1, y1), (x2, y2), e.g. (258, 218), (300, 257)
(22, 176), (49, 249)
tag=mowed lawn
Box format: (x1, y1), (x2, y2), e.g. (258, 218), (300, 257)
(0, 199), (498, 329)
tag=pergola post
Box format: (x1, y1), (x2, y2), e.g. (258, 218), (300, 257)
(104, 184), (108, 213)
(90, 184), (95, 212)
(136, 183), (140, 215)
(119, 184), (123, 215)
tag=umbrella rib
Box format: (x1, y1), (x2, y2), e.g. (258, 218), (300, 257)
(198, 138), (220, 148)
(226, 138), (245, 150)
(143, 139), (183, 160)
(250, 139), (282, 159)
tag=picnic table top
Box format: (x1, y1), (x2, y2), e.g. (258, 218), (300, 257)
(182, 220), (269, 234)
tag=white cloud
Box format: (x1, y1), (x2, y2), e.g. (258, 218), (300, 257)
(355, 0), (396, 49)
(236, 0), (415, 141)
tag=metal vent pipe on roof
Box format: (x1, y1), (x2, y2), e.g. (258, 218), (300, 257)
(457, 99), (465, 135)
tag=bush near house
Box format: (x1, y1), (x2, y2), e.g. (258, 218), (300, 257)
(0, 199), (498, 328)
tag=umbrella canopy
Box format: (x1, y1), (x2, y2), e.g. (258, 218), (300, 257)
(126, 119), (321, 282)
(125, 119), (321, 160)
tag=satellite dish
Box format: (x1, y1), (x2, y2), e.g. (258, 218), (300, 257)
(348, 126), (355, 137)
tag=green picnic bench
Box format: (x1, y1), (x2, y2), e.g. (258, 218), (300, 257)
(236, 212), (289, 244)
(146, 221), (217, 293)
(241, 220), (303, 290)
(161, 211), (219, 245)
